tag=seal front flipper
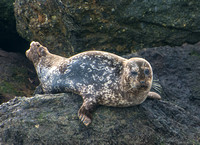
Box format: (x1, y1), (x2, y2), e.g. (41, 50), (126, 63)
(78, 96), (98, 126)
(147, 91), (161, 100)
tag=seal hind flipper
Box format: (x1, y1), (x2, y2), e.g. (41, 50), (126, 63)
(78, 97), (98, 126)
(147, 91), (161, 100)
(78, 112), (91, 126)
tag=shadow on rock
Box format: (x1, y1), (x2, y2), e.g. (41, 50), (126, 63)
(0, 49), (39, 104)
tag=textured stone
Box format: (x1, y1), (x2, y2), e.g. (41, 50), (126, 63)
(0, 0), (15, 42)
(0, 49), (38, 104)
(14, 0), (200, 56)
(0, 0), (28, 52)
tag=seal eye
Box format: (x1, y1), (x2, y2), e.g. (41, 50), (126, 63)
(131, 71), (138, 76)
(144, 69), (150, 75)
(37, 44), (40, 47)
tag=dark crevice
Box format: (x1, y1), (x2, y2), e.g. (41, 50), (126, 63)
(1, 35), (29, 54)
(0, 0), (29, 54)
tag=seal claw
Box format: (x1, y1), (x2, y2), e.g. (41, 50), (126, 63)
(78, 100), (97, 126)
(82, 116), (91, 126)
(78, 113), (91, 126)
(81, 116), (85, 122)
(78, 114), (83, 120)
(83, 120), (88, 124)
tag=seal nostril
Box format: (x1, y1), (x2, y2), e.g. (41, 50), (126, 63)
(140, 81), (145, 84)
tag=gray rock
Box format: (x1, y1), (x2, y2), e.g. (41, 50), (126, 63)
(0, 43), (200, 144)
(0, 49), (38, 104)
(0, 0), (15, 42)
(14, 0), (200, 56)
(0, 0), (28, 52)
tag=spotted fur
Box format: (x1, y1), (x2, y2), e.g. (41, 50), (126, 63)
(26, 41), (161, 126)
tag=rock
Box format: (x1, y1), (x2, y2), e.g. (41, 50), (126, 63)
(14, 0), (200, 56)
(0, 44), (200, 144)
(139, 42), (200, 104)
(0, 0), (29, 52)
(0, 49), (39, 104)
(0, 0), (15, 32)
(0, 0), (15, 46)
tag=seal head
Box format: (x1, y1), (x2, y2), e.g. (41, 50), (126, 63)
(26, 41), (49, 67)
(121, 58), (153, 105)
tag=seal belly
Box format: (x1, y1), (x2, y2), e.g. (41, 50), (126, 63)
(99, 92), (148, 107)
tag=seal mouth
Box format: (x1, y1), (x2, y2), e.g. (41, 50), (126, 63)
(141, 84), (146, 87)
(25, 49), (30, 58)
(140, 85), (148, 89)
(26, 41), (36, 58)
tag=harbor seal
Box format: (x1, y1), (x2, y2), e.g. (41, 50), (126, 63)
(26, 41), (161, 126)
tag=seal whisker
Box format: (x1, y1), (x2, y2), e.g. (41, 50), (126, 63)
(152, 83), (161, 88)
(152, 86), (162, 94)
(152, 82), (162, 92)
(152, 82), (161, 86)
(152, 85), (161, 89)
(153, 85), (162, 89)
(152, 85), (162, 91)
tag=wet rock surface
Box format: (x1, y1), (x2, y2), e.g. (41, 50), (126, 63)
(0, 49), (38, 104)
(0, 43), (200, 144)
(14, 0), (200, 56)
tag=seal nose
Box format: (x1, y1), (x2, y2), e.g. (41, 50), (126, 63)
(140, 80), (145, 84)
(25, 50), (29, 57)
(30, 41), (36, 46)
(30, 41), (40, 47)
(25, 49), (30, 59)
